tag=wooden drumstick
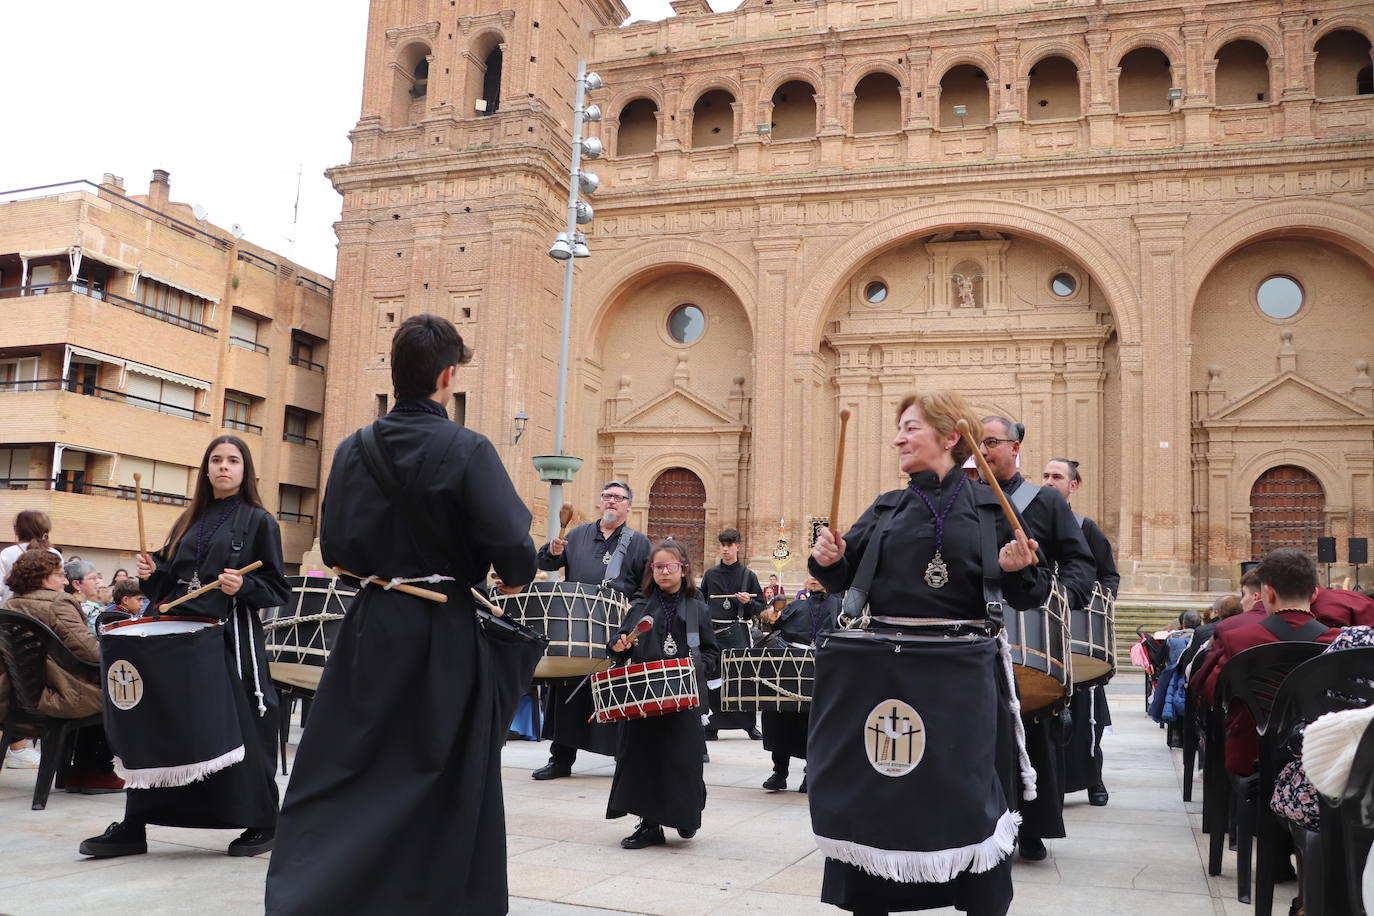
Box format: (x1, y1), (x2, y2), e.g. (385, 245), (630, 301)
(331, 567), (450, 603)
(829, 409), (851, 531)
(708, 593), (758, 600)
(470, 587), (504, 617)
(161, 560), (264, 612)
(622, 615), (654, 648)
(132, 472), (148, 556)
(558, 503), (575, 538)
(954, 418), (1037, 566)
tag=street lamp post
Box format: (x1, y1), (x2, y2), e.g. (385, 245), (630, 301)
(533, 61), (603, 543)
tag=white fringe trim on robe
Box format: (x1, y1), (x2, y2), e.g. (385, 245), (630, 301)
(815, 809), (1021, 884)
(114, 745), (245, 789)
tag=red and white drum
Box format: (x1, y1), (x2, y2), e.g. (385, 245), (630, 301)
(590, 658), (699, 724)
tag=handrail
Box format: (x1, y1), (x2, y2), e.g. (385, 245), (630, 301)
(225, 418), (264, 434)
(0, 378), (210, 421)
(0, 477), (189, 506)
(288, 354), (325, 373)
(230, 336), (270, 355)
(277, 511), (315, 524)
(282, 432), (321, 448)
(0, 282), (219, 336)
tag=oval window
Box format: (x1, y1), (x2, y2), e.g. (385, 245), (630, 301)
(1051, 273), (1076, 297)
(864, 281), (888, 304)
(1256, 275), (1303, 319)
(668, 304), (705, 344)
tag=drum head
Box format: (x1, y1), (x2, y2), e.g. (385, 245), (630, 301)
(1016, 668), (1068, 712)
(102, 616), (220, 636)
(1071, 657), (1113, 685)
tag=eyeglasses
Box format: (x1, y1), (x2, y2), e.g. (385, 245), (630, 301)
(652, 562), (683, 572)
(980, 437), (1016, 449)
(600, 493), (628, 503)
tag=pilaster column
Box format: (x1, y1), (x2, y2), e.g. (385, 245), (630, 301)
(753, 237), (803, 549)
(1278, 12), (1316, 137)
(1180, 21), (1212, 144)
(1085, 30), (1114, 147)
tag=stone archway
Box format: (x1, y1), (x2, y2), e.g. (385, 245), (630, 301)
(647, 468), (707, 567)
(1249, 465), (1325, 560)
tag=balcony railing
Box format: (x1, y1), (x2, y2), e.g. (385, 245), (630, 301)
(0, 378), (211, 421)
(0, 282), (219, 336)
(283, 432), (320, 448)
(224, 417), (263, 434)
(277, 511), (315, 524)
(230, 336), (270, 354)
(1, 478), (50, 490)
(288, 354), (325, 373)
(1, 477), (189, 506)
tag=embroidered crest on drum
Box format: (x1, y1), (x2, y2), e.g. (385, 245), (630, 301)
(107, 659), (144, 710)
(863, 699), (925, 777)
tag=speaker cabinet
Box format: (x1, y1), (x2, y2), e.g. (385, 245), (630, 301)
(1350, 537), (1369, 565)
(1317, 537), (1337, 563)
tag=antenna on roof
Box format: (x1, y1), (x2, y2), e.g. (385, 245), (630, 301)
(288, 163), (302, 259)
(192, 203), (209, 222)
(231, 224), (245, 239)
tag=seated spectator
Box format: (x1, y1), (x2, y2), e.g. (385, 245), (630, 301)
(1200, 549), (1341, 776)
(111, 568), (129, 584)
(1180, 595), (1241, 676)
(0, 510), (61, 766)
(1311, 584), (1374, 628)
(63, 559), (104, 634)
(1, 549), (124, 793)
(1189, 572), (1267, 692)
(110, 580), (146, 619)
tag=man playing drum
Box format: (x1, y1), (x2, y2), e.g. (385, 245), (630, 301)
(808, 391), (1053, 916)
(699, 528), (764, 741)
(1042, 458), (1119, 807)
(266, 314), (538, 915)
(532, 480), (650, 780)
(978, 419), (1095, 862)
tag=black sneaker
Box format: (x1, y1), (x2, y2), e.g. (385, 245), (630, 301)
(797, 776), (808, 794)
(228, 828), (274, 857)
(79, 821), (147, 859)
(1018, 833), (1048, 862)
(704, 730), (719, 741)
(1088, 783), (1109, 806)
(621, 821), (666, 849)
(677, 826), (698, 839)
(762, 772), (787, 792)
(746, 727), (763, 740)
(531, 762), (573, 780)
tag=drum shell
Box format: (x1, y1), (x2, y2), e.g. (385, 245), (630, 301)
(590, 658), (699, 723)
(261, 575), (355, 692)
(721, 646), (814, 713)
(1001, 587), (1072, 712)
(491, 581), (627, 679)
(1068, 586), (1116, 686)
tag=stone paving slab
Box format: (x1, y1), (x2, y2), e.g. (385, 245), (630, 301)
(0, 681), (1283, 914)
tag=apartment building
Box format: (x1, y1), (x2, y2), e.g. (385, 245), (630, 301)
(0, 171), (332, 577)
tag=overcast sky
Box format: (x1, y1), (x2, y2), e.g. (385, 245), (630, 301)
(1, 1), (737, 278)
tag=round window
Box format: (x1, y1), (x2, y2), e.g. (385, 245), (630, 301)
(864, 281), (888, 304)
(667, 304), (705, 344)
(1256, 275), (1304, 320)
(1051, 273), (1077, 297)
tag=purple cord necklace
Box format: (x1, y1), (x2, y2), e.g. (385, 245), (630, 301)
(908, 472), (967, 588)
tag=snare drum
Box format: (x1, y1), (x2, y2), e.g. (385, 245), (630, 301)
(1069, 583), (1116, 686)
(491, 581), (628, 678)
(720, 646), (814, 713)
(590, 658), (699, 723)
(261, 576), (356, 691)
(1001, 582), (1072, 712)
(100, 616), (244, 788)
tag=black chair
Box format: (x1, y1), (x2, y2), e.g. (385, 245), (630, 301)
(1214, 640), (1328, 907)
(94, 609), (132, 630)
(1137, 624), (1170, 713)
(273, 683), (315, 775)
(1183, 688), (1202, 802)
(0, 609), (104, 810)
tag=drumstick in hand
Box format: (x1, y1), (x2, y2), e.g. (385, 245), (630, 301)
(161, 560), (264, 612)
(558, 503), (575, 538)
(954, 419), (1037, 566)
(132, 473), (148, 556)
(829, 409), (851, 532)
(617, 615), (654, 651)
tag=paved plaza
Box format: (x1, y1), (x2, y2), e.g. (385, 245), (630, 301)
(2, 681), (1275, 915)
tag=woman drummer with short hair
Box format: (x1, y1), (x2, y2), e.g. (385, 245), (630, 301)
(79, 434), (290, 860)
(807, 390), (1053, 916)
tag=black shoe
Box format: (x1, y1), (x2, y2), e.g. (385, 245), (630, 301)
(677, 826), (697, 839)
(227, 829), (274, 857)
(531, 762), (572, 780)
(1089, 783), (1109, 806)
(763, 772), (787, 792)
(702, 751), (710, 764)
(798, 776), (808, 794)
(1019, 833), (1048, 862)
(746, 727), (763, 740)
(79, 821), (147, 859)
(704, 730), (719, 741)
(621, 821), (666, 849)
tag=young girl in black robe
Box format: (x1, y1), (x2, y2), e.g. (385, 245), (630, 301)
(606, 539), (719, 848)
(80, 435), (290, 859)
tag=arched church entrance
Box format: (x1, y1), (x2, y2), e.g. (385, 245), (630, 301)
(647, 468), (707, 566)
(1249, 465), (1325, 560)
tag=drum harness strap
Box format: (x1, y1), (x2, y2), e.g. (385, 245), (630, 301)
(225, 504), (268, 717)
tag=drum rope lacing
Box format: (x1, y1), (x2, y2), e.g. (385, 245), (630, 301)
(752, 676), (811, 702)
(996, 629), (1039, 800)
(230, 599), (268, 717)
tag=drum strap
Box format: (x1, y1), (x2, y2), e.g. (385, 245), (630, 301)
(358, 420), (462, 576)
(978, 501), (1005, 632)
(1259, 614), (1330, 642)
(1009, 480), (1041, 515)
(601, 527), (635, 589)
(840, 490), (911, 625)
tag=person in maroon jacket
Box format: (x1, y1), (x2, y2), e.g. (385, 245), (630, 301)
(1200, 549), (1339, 775)
(1310, 585), (1374, 627)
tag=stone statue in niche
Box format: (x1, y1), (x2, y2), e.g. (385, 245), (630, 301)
(953, 273), (979, 308)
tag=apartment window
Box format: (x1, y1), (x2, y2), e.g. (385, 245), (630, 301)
(283, 408), (319, 447)
(118, 456), (191, 504)
(125, 371), (199, 420)
(0, 357), (40, 393)
(230, 310), (268, 353)
(289, 333), (324, 371)
(278, 484), (314, 524)
(138, 278), (208, 330)
(0, 446), (34, 488)
(224, 392), (261, 433)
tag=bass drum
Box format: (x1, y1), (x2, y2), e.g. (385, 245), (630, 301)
(1000, 580), (1072, 712)
(489, 581), (628, 678)
(1069, 582), (1116, 687)
(260, 576), (356, 692)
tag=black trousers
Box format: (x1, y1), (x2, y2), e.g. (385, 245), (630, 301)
(72, 725), (115, 773)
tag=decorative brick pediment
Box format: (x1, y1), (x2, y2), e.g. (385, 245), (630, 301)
(609, 386), (741, 432)
(1208, 373), (1371, 424)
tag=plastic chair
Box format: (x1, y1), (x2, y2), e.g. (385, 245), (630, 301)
(1336, 719), (1374, 916)
(1215, 640), (1328, 908)
(0, 610), (103, 810)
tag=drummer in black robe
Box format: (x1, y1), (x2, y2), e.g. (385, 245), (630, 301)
(531, 480), (649, 780)
(1041, 458), (1119, 807)
(758, 577), (838, 793)
(809, 391), (1054, 916)
(979, 418), (1096, 863)
(699, 528), (764, 741)
(79, 434), (290, 859)
(265, 315), (538, 915)
(606, 538), (719, 848)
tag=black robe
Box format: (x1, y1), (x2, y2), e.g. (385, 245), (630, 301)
(809, 468), (1059, 915)
(536, 521), (649, 756)
(605, 590), (719, 832)
(127, 497), (290, 831)
(266, 400), (537, 916)
(1064, 514), (1118, 793)
(995, 474), (1097, 842)
(700, 560), (763, 732)
(761, 591), (839, 761)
